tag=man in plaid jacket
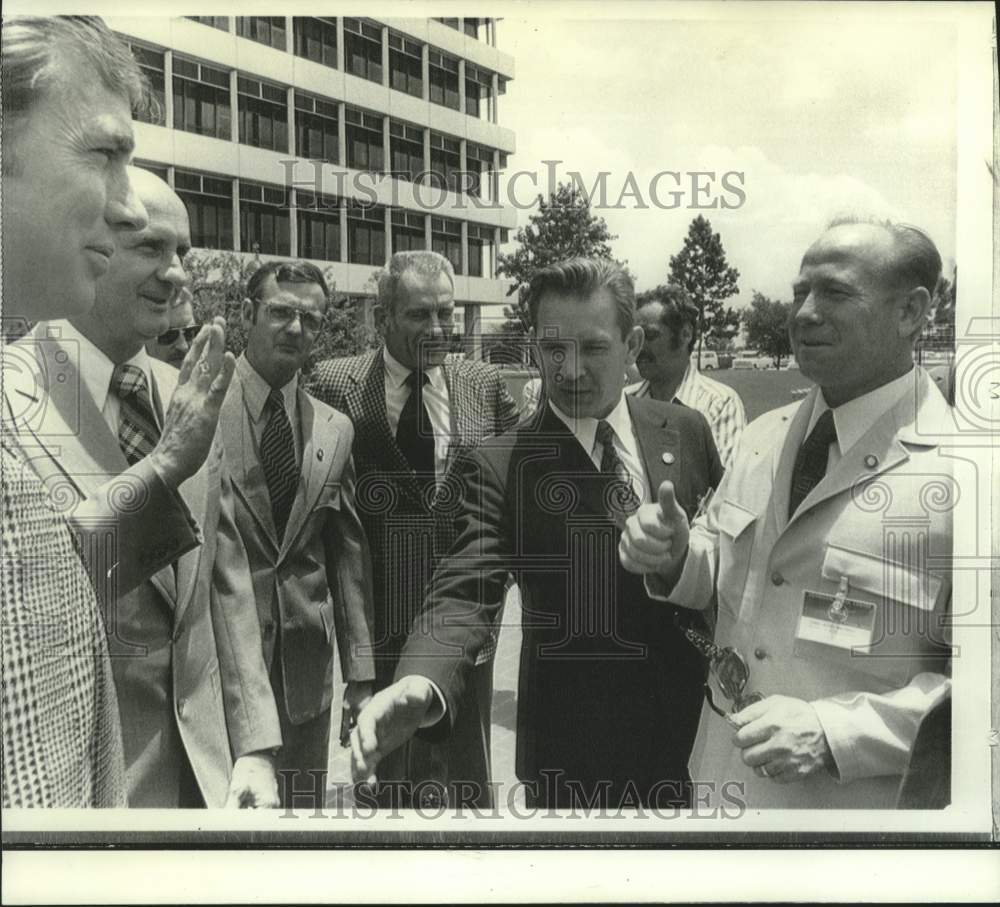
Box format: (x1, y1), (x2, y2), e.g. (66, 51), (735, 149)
(309, 251), (518, 807)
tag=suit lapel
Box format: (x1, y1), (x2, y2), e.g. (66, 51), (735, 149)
(627, 395), (681, 502)
(771, 394), (813, 533)
(535, 403), (608, 518)
(281, 388), (329, 553)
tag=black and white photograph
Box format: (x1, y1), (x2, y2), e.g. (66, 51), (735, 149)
(1, 0), (997, 902)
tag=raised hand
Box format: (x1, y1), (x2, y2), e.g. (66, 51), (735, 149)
(619, 479), (691, 581)
(148, 317), (236, 488)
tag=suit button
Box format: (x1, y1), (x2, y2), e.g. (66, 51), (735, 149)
(285, 618), (298, 631)
(771, 571), (784, 586)
(754, 647), (768, 660)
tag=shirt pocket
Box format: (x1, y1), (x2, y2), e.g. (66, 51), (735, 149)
(818, 542), (948, 687)
(715, 498), (759, 616)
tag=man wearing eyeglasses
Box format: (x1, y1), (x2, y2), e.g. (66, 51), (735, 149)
(620, 217), (954, 810)
(147, 286), (199, 367)
(218, 261), (376, 808)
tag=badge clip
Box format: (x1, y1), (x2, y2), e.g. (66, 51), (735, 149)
(829, 576), (850, 623)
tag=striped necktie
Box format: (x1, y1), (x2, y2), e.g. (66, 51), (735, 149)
(788, 408), (837, 518)
(260, 388), (298, 540)
(596, 419), (641, 524)
(109, 364), (159, 465)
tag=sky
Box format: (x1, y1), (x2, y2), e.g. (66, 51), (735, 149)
(496, 10), (958, 308)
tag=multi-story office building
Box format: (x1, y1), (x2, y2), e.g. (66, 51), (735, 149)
(109, 15), (516, 339)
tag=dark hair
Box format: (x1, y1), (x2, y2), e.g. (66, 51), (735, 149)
(377, 250), (455, 314)
(636, 284), (699, 353)
(525, 258), (635, 340)
(247, 260), (330, 303)
(2, 16), (151, 130)
(826, 215), (942, 298)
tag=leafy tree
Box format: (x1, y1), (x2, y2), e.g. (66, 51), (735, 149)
(742, 291), (792, 368)
(496, 182), (628, 332)
(667, 215), (741, 367)
(183, 250), (377, 376)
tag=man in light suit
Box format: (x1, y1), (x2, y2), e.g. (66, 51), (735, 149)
(219, 260), (375, 808)
(621, 217), (955, 809)
(310, 250), (518, 807)
(1, 17), (237, 808)
(10, 170), (282, 807)
(351, 258), (723, 808)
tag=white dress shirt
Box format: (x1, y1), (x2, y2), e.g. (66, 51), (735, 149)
(49, 320), (162, 433)
(236, 354), (302, 466)
(383, 348), (451, 478)
(548, 394), (649, 504)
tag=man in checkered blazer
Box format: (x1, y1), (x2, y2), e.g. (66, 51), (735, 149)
(309, 251), (518, 807)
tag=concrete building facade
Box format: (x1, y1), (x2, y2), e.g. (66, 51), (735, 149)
(110, 15), (516, 340)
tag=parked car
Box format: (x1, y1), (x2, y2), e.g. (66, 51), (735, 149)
(732, 356), (757, 370)
(699, 351), (720, 370)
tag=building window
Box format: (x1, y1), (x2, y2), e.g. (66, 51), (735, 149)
(134, 161), (169, 182)
(345, 107), (384, 172)
(434, 18), (460, 31)
(428, 49), (460, 110)
(467, 224), (494, 278)
(344, 18), (382, 84)
(463, 18), (481, 38)
(237, 75), (288, 153)
(429, 132), (462, 194)
(174, 169), (233, 250)
(125, 42), (165, 125)
(431, 216), (462, 275)
(389, 120), (424, 183)
(347, 203), (386, 266)
(294, 92), (338, 162)
(239, 181), (290, 255)
(293, 17), (337, 69)
(465, 64), (491, 119)
(186, 17), (229, 31)
(465, 142), (496, 200)
(388, 31), (422, 98)
(172, 56), (231, 140)
(236, 17), (286, 51)
(391, 210), (426, 254)
(297, 191), (341, 261)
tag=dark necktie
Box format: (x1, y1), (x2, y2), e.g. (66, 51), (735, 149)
(260, 388), (298, 539)
(788, 408), (838, 518)
(110, 364), (160, 465)
(596, 419), (641, 522)
(396, 370), (435, 477)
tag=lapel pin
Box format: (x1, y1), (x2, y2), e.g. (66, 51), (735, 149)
(661, 452), (675, 465)
(317, 449), (324, 462)
(864, 454), (878, 469)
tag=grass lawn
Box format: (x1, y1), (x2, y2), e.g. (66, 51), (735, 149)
(709, 368), (815, 421)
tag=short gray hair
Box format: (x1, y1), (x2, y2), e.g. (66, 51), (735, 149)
(2, 16), (150, 131)
(377, 251), (455, 313)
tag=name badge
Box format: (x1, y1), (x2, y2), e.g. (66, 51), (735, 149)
(794, 577), (876, 659)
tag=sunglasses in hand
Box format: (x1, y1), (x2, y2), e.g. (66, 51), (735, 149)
(156, 325), (200, 345)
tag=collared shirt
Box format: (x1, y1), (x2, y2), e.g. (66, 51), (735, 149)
(809, 367), (915, 472)
(49, 320), (161, 434)
(628, 362), (746, 468)
(548, 395), (649, 504)
(236, 353), (302, 466)
(383, 347), (451, 478)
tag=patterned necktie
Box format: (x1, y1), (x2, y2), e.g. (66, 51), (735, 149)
(396, 370), (435, 477)
(260, 388), (298, 540)
(110, 364), (160, 465)
(788, 408), (838, 518)
(595, 419), (641, 522)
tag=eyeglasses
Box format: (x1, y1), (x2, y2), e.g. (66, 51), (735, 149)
(677, 619), (763, 724)
(156, 325), (200, 345)
(261, 301), (324, 334)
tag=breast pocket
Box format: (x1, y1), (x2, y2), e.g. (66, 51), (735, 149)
(715, 498), (758, 616)
(818, 542), (949, 687)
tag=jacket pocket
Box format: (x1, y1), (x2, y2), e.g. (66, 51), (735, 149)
(715, 498), (758, 616)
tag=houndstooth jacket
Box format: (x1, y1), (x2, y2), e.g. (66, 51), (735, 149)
(309, 350), (518, 668)
(1, 431), (126, 808)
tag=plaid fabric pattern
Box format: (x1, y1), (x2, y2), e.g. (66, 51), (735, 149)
(1, 436), (127, 807)
(260, 389), (298, 539)
(629, 365), (747, 468)
(110, 364), (159, 465)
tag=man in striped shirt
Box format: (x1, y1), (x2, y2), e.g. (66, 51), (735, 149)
(628, 286), (746, 467)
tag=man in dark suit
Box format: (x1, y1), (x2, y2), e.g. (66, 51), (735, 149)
(310, 250), (518, 806)
(350, 257), (723, 809)
(219, 261), (375, 808)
